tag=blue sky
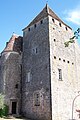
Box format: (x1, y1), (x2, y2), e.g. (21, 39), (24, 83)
(0, 0), (80, 52)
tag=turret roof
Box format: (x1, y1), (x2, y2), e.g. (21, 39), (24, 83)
(23, 4), (72, 30)
(2, 34), (23, 54)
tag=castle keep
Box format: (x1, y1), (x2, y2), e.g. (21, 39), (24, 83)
(0, 4), (80, 120)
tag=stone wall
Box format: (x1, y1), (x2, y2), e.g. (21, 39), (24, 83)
(22, 17), (52, 120)
(0, 51), (22, 115)
(49, 15), (80, 120)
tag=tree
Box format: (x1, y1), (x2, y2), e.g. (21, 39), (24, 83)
(64, 28), (80, 47)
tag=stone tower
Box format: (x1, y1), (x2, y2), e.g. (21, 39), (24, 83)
(0, 4), (80, 120)
(22, 4), (80, 120)
(0, 34), (23, 115)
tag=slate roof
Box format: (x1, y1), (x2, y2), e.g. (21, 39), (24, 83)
(23, 4), (72, 30)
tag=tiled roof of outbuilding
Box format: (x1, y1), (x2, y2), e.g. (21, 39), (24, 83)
(2, 34), (23, 54)
(23, 4), (72, 30)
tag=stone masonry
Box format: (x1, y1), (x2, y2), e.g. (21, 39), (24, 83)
(0, 4), (80, 120)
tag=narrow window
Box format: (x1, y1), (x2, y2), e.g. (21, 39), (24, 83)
(34, 24), (36, 28)
(54, 56), (56, 59)
(40, 20), (43, 24)
(15, 84), (18, 89)
(27, 72), (31, 82)
(54, 39), (56, 42)
(34, 92), (40, 106)
(65, 27), (68, 31)
(58, 69), (62, 80)
(63, 59), (65, 62)
(59, 58), (61, 60)
(28, 28), (30, 31)
(67, 61), (69, 63)
(72, 63), (74, 65)
(52, 18), (55, 23)
(59, 23), (61, 27)
(32, 47), (38, 54)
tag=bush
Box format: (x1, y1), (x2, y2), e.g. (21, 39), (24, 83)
(0, 104), (9, 117)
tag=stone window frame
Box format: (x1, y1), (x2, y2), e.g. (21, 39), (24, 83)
(32, 47), (38, 55)
(33, 91), (40, 106)
(26, 71), (31, 83)
(58, 68), (62, 80)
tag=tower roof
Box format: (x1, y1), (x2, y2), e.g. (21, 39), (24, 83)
(23, 4), (72, 30)
(2, 34), (23, 54)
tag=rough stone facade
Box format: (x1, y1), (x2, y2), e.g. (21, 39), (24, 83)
(0, 4), (80, 120)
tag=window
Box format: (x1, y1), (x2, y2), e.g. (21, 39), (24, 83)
(28, 28), (30, 31)
(72, 63), (74, 65)
(59, 23), (62, 27)
(52, 18), (55, 23)
(54, 56), (56, 59)
(15, 84), (18, 89)
(58, 69), (62, 80)
(67, 61), (69, 63)
(34, 24), (36, 28)
(54, 39), (56, 42)
(65, 27), (68, 31)
(27, 72), (31, 82)
(32, 47), (38, 54)
(40, 20), (43, 24)
(34, 92), (40, 106)
(63, 59), (65, 62)
(59, 58), (61, 60)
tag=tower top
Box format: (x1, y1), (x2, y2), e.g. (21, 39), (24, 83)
(23, 4), (72, 30)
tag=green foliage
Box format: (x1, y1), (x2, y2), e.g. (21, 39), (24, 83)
(64, 39), (75, 47)
(64, 28), (80, 47)
(0, 94), (9, 117)
(0, 94), (4, 109)
(0, 104), (9, 117)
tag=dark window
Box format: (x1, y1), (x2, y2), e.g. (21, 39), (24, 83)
(63, 59), (65, 62)
(65, 27), (68, 31)
(28, 28), (30, 31)
(40, 20), (43, 24)
(34, 93), (40, 106)
(59, 23), (62, 27)
(58, 69), (62, 80)
(34, 24), (36, 28)
(54, 56), (56, 59)
(59, 58), (61, 60)
(15, 84), (18, 89)
(54, 39), (56, 42)
(67, 61), (69, 63)
(12, 102), (17, 114)
(52, 18), (55, 23)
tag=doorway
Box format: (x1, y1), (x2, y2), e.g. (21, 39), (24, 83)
(12, 102), (17, 114)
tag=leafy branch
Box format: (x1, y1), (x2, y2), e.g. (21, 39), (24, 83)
(64, 28), (80, 47)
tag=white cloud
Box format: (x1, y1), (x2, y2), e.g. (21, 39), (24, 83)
(64, 6), (80, 25)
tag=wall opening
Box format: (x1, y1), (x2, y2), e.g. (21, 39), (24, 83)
(12, 102), (17, 114)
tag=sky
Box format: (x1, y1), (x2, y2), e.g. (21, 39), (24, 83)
(0, 0), (80, 52)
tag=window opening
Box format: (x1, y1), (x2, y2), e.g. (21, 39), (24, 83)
(52, 18), (55, 23)
(34, 92), (40, 106)
(59, 23), (62, 27)
(58, 69), (62, 80)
